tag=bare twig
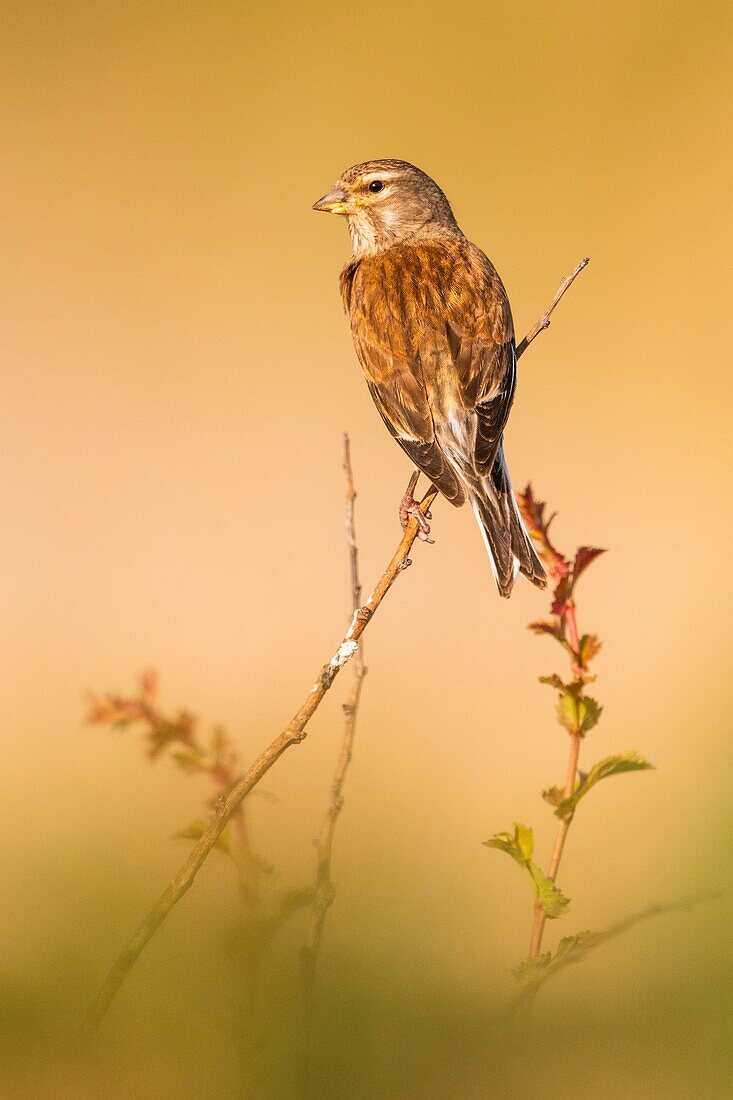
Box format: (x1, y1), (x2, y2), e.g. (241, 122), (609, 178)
(303, 435), (368, 998)
(516, 258), (589, 360)
(84, 263), (586, 1036)
(343, 433), (363, 618)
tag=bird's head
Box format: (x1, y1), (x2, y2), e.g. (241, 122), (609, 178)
(312, 159), (460, 256)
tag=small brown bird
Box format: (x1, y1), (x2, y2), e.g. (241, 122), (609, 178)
(313, 159), (546, 597)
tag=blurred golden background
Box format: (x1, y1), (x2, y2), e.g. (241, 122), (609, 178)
(2, 2), (731, 1096)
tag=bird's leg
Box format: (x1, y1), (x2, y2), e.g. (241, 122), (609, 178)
(399, 470), (434, 543)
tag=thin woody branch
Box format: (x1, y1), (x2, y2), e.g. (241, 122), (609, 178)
(516, 257), (589, 360)
(84, 261), (586, 1036)
(343, 433), (363, 615)
(303, 434), (367, 995)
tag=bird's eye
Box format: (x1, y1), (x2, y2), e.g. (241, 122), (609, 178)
(368, 180), (384, 193)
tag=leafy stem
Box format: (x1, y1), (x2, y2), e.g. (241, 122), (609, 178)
(529, 728), (581, 957)
(486, 486), (653, 987)
(528, 587), (584, 958)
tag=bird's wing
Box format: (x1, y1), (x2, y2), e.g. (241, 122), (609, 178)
(441, 243), (545, 594)
(355, 336), (465, 503)
(347, 249), (465, 504)
(442, 241), (516, 477)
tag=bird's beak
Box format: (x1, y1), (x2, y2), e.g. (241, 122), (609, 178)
(312, 187), (350, 215)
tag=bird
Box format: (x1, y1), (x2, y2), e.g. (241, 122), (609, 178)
(313, 159), (546, 598)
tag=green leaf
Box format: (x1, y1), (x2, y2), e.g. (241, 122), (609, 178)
(484, 824), (568, 919)
(578, 695), (603, 734)
(553, 753), (653, 817)
(542, 785), (565, 808)
(555, 934), (584, 959)
(555, 691), (603, 735)
(483, 831), (514, 853)
(556, 690), (580, 732)
(515, 822), (535, 862)
(482, 823), (534, 864)
(512, 953), (552, 983)
(530, 865), (570, 918)
(483, 829), (527, 868)
(512, 931), (594, 986)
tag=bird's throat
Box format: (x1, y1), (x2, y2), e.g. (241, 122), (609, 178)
(347, 212), (382, 258)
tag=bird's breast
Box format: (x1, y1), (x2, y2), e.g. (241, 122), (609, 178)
(348, 244), (461, 360)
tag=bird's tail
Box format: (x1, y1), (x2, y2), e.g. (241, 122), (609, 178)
(468, 445), (546, 598)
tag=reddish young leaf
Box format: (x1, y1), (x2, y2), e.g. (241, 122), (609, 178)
(578, 634), (603, 666)
(516, 484), (568, 579)
(550, 575), (572, 617)
(571, 546), (606, 587)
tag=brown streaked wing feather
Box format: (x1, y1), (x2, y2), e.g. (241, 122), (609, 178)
(473, 342), (516, 472)
(356, 341), (464, 504)
(443, 242), (517, 475)
(365, 380), (464, 503)
(347, 250), (465, 504)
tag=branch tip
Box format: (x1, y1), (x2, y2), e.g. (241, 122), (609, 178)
(517, 256), (590, 360)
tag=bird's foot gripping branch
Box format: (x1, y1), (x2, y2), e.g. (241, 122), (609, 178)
(484, 485), (653, 996)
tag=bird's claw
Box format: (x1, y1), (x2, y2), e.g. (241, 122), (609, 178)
(399, 474), (434, 543)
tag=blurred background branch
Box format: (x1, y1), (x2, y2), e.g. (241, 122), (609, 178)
(303, 435), (367, 995)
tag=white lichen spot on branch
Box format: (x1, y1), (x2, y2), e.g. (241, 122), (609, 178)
(330, 639), (358, 669)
